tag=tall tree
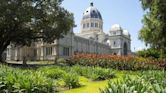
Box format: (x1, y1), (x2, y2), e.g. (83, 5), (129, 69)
(139, 0), (166, 57)
(0, 0), (74, 62)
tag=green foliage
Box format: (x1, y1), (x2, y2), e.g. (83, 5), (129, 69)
(139, 0), (166, 57)
(0, 65), (55, 93)
(139, 71), (166, 88)
(101, 77), (150, 93)
(38, 66), (66, 79)
(63, 73), (80, 89)
(71, 57), (163, 71)
(101, 70), (166, 93)
(0, 0), (74, 62)
(72, 65), (115, 80)
(38, 65), (115, 90)
(56, 58), (67, 64)
(136, 48), (161, 58)
(38, 66), (80, 89)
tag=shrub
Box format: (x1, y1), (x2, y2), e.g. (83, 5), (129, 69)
(57, 58), (66, 64)
(38, 66), (81, 89)
(68, 65), (115, 80)
(0, 65), (55, 93)
(101, 77), (150, 93)
(63, 73), (80, 89)
(136, 48), (161, 58)
(139, 71), (166, 88)
(101, 71), (166, 93)
(38, 66), (66, 79)
(69, 53), (166, 70)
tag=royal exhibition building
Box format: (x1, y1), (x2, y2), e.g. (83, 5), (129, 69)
(6, 3), (131, 61)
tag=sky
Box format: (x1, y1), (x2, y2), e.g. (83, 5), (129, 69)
(62, 0), (147, 52)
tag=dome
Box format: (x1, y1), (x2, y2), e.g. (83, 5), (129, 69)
(82, 2), (102, 20)
(110, 24), (122, 31)
(123, 30), (130, 37)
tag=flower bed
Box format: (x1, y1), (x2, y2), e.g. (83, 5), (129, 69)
(67, 53), (166, 70)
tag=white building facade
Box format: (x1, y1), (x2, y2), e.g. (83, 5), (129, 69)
(6, 3), (131, 61)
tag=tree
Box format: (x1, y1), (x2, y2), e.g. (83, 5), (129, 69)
(139, 0), (166, 58)
(0, 0), (74, 62)
(136, 48), (160, 58)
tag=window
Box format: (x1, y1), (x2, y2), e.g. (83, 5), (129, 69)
(83, 24), (85, 28)
(63, 47), (69, 56)
(46, 47), (52, 56)
(7, 49), (9, 55)
(87, 23), (89, 28)
(95, 23), (98, 27)
(91, 23), (94, 27)
(114, 41), (116, 45)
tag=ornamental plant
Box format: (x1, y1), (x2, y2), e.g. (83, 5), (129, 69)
(70, 53), (166, 70)
(0, 65), (55, 93)
(101, 71), (166, 93)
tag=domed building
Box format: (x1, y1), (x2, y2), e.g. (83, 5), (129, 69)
(77, 3), (131, 55)
(6, 2), (131, 61)
(109, 24), (131, 55)
(77, 2), (106, 43)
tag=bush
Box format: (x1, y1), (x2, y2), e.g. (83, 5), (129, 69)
(38, 66), (66, 79)
(139, 71), (166, 88)
(0, 65), (55, 93)
(57, 58), (66, 64)
(68, 65), (115, 80)
(38, 66), (81, 89)
(63, 73), (80, 89)
(101, 71), (166, 93)
(69, 53), (165, 70)
(101, 76), (150, 93)
(136, 48), (161, 58)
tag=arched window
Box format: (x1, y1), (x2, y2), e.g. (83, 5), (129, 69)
(83, 24), (85, 28)
(123, 42), (128, 55)
(114, 41), (116, 45)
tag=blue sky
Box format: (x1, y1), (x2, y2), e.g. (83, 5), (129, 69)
(62, 0), (147, 52)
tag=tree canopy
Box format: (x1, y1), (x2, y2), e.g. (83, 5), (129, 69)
(139, 0), (166, 57)
(0, 0), (74, 62)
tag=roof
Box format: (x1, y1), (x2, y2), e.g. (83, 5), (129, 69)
(82, 2), (102, 20)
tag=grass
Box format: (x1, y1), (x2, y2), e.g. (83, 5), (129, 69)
(60, 77), (108, 93)
(60, 71), (125, 93)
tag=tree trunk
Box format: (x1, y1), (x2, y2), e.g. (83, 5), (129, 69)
(22, 56), (27, 66)
(0, 54), (3, 63)
(0, 41), (10, 63)
(0, 50), (5, 63)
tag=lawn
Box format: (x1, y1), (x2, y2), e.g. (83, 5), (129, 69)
(60, 72), (125, 93)
(60, 77), (108, 93)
